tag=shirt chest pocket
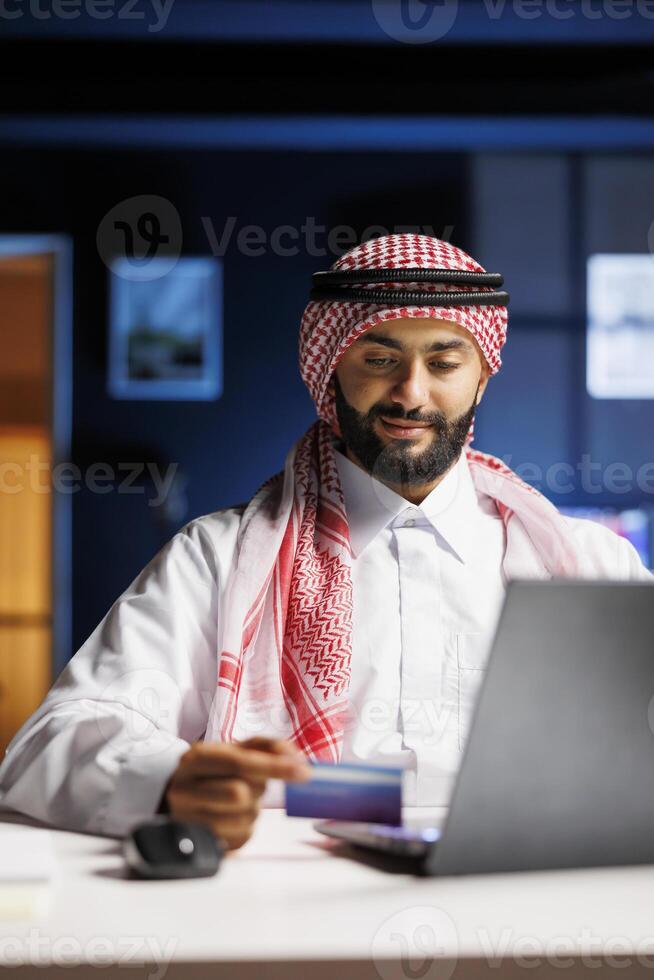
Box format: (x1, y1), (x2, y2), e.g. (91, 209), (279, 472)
(453, 632), (492, 751)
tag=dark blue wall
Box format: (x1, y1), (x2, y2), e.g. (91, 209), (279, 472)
(2, 146), (467, 649)
(3, 141), (653, 656)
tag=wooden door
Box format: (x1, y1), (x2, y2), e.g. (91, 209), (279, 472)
(0, 254), (53, 754)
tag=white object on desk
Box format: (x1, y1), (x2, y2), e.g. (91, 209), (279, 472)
(0, 826), (55, 920)
(0, 827), (55, 882)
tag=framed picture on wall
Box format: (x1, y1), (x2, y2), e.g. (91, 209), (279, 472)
(108, 256), (223, 400)
(587, 254), (654, 400)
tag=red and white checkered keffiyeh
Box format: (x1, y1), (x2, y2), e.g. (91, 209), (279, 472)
(205, 234), (584, 760)
(299, 233), (507, 433)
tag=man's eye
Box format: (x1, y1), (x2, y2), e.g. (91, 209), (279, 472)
(363, 358), (459, 371)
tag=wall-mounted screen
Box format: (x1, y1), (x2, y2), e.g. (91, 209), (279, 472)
(587, 253), (654, 400)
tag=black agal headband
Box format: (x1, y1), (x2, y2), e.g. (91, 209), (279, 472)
(310, 267), (509, 307)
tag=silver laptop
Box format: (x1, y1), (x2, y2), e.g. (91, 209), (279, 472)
(317, 581), (654, 875)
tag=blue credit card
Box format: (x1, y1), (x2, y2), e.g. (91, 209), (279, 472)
(285, 762), (402, 825)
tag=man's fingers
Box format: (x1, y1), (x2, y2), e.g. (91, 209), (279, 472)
(170, 795), (258, 820)
(247, 777), (267, 799)
(165, 740), (308, 852)
(168, 779), (260, 815)
(237, 736), (305, 760)
(180, 742), (310, 782)
(170, 805), (256, 851)
(189, 775), (268, 800)
(169, 779), (266, 813)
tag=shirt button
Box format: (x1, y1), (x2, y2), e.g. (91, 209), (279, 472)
(403, 517), (416, 527)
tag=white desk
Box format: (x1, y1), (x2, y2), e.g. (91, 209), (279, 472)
(2, 808), (654, 978)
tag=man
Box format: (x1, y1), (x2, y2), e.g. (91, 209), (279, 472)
(0, 233), (650, 850)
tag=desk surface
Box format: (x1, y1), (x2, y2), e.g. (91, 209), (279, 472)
(1, 807), (654, 978)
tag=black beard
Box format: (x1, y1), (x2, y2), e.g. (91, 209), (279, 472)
(332, 373), (478, 493)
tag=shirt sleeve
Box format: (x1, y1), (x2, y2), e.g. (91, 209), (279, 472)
(0, 518), (225, 838)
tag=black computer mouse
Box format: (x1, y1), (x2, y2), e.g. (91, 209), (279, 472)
(123, 817), (225, 879)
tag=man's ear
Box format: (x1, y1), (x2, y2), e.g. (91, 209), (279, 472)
(475, 363), (491, 406)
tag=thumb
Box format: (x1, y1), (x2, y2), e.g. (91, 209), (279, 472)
(236, 736), (305, 760)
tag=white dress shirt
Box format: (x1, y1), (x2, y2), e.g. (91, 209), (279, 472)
(335, 446), (506, 805)
(0, 448), (650, 836)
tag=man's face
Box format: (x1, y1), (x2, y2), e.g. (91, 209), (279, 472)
(329, 317), (490, 496)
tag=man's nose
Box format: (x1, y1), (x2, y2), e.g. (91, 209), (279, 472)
(388, 360), (430, 414)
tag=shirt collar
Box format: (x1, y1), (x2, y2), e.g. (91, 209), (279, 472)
(333, 441), (484, 563)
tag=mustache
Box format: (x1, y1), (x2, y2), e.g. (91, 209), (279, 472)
(370, 407), (446, 427)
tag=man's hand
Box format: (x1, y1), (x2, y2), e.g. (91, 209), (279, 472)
(162, 737), (311, 851)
